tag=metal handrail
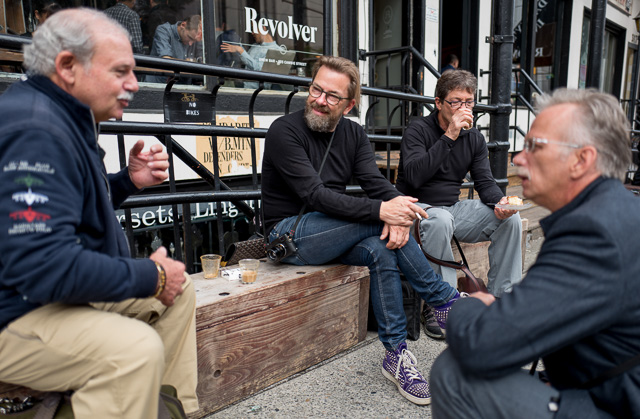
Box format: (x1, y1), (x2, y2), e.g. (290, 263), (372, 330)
(0, 33), (507, 271)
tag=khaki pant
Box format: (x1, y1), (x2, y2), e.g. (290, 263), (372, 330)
(0, 274), (199, 419)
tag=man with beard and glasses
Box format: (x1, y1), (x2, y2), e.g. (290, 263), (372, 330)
(261, 56), (461, 406)
(0, 9), (198, 418)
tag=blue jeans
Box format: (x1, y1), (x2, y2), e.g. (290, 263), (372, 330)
(269, 212), (457, 351)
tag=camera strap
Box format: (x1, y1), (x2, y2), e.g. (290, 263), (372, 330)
(288, 128), (338, 235)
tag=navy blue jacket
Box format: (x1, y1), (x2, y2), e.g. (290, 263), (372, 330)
(447, 177), (640, 418)
(0, 76), (158, 330)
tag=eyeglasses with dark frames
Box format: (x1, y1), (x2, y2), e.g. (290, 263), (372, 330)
(308, 84), (348, 106)
(523, 137), (583, 153)
(443, 99), (476, 109)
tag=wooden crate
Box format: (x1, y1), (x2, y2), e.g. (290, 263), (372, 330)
(191, 262), (370, 417)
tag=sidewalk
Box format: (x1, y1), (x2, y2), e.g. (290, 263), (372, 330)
(203, 232), (545, 419)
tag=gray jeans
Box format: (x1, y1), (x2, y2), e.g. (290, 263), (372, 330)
(417, 200), (522, 297)
(431, 350), (560, 419)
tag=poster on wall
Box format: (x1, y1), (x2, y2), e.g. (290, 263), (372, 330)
(196, 116), (264, 177)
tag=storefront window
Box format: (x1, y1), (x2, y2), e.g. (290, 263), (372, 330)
(1, 0), (323, 88)
(578, 14), (624, 94)
(512, 0), (558, 93)
(211, 1), (323, 89)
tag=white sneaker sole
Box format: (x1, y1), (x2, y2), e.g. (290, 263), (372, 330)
(381, 367), (432, 406)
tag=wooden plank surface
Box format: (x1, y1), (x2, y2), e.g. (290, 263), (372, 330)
(192, 277), (368, 417)
(194, 262), (368, 331)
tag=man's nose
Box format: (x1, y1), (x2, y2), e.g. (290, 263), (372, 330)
(125, 72), (139, 93)
(316, 92), (329, 106)
(513, 149), (526, 166)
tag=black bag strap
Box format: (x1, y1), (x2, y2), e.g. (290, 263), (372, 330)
(288, 128), (337, 236)
(579, 353), (640, 389)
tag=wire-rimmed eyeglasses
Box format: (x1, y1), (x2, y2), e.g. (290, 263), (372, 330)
(443, 99), (476, 109)
(523, 137), (583, 153)
(308, 84), (348, 106)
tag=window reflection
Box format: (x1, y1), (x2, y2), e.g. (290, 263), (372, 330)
(0, 0), (322, 89)
(212, 1), (324, 90)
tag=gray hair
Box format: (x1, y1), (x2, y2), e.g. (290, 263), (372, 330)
(23, 8), (130, 76)
(535, 88), (631, 180)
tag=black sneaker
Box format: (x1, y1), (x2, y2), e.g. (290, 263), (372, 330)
(420, 305), (445, 340)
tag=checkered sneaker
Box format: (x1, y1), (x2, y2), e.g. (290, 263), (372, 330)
(420, 305), (445, 340)
(432, 292), (466, 336)
(381, 342), (431, 405)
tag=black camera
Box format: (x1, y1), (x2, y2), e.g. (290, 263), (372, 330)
(266, 233), (298, 262)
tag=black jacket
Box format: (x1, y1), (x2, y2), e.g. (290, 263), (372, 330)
(396, 110), (503, 206)
(261, 110), (401, 234)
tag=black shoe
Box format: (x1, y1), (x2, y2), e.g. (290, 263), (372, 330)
(420, 305), (445, 340)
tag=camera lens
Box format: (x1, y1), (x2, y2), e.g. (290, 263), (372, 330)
(267, 244), (286, 261)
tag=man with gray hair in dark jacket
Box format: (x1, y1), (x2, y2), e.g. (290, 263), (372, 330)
(0, 8), (198, 417)
(431, 89), (640, 418)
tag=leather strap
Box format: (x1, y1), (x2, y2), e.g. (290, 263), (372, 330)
(413, 219), (486, 293)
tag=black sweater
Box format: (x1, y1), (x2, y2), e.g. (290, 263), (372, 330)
(395, 110), (503, 206)
(261, 110), (401, 234)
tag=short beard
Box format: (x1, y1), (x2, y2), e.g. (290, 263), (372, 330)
(303, 101), (341, 133)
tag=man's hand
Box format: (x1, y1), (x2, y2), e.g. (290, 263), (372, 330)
(469, 291), (496, 306)
(380, 223), (411, 249)
(444, 107), (474, 141)
(149, 246), (186, 307)
(494, 196), (517, 220)
(221, 42), (244, 54)
(379, 196), (428, 227)
(128, 140), (169, 189)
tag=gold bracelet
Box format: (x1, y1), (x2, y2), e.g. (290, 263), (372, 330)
(153, 262), (167, 298)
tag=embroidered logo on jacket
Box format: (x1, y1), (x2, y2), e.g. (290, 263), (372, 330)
(6, 161), (53, 235)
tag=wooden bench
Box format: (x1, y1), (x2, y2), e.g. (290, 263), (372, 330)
(0, 263), (371, 417)
(191, 262), (369, 417)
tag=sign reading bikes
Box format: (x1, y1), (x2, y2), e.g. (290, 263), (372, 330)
(244, 6), (319, 43)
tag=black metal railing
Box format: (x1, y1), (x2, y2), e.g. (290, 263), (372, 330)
(0, 34), (503, 273)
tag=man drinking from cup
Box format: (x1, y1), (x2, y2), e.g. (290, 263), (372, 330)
(395, 70), (522, 340)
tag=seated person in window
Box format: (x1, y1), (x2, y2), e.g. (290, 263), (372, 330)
(104, 0), (144, 54)
(143, 0), (177, 50)
(145, 15), (202, 83)
(21, 0), (62, 37)
(220, 30), (280, 89)
(215, 22), (242, 68)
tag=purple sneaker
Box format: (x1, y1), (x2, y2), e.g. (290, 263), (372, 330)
(381, 342), (431, 405)
(432, 292), (466, 336)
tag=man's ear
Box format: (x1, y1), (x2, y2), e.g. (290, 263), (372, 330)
(343, 98), (356, 115)
(54, 51), (78, 85)
(569, 145), (598, 179)
(435, 97), (442, 112)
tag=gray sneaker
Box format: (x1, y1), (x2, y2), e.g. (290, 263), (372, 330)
(420, 305), (445, 340)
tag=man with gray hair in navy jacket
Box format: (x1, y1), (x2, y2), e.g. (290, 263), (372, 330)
(431, 89), (640, 418)
(0, 8), (198, 418)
